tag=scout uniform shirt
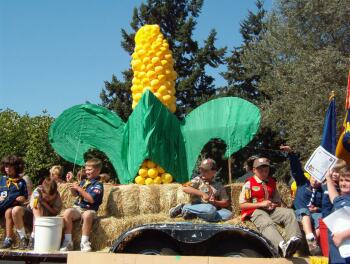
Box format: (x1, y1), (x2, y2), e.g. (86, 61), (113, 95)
(0, 175), (28, 214)
(239, 175), (281, 220)
(74, 177), (104, 211)
(189, 176), (229, 205)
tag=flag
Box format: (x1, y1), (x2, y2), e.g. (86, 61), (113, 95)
(321, 94), (336, 154)
(335, 71), (350, 163)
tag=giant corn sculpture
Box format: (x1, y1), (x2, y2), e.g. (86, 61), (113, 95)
(49, 24), (261, 185)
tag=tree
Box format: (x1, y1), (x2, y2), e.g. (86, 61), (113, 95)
(221, 0), (267, 102)
(100, 0), (226, 119)
(0, 109), (65, 183)
(240, 0), (350, 174)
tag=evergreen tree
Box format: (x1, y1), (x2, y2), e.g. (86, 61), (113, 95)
(100, 0), (226, 119)
(240, 0), (350, 177)
(221, 0), (267, 101)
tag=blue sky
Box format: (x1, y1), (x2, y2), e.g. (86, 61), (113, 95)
(0, 0), (272, 117)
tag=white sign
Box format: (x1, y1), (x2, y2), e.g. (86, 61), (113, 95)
(304, 146), (338, 182)
(323, 206), (350, 258)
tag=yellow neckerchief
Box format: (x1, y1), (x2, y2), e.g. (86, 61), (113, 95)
(81, 179), (91, 190)
(77, 179), (92, 204)
(6, 177), (19, 190)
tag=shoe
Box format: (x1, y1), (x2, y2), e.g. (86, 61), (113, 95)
(279, 237), (300, 258)
(60, 240), (74, 252)
(27, 237), (34, 250)
(18, 236), (29, 250)
(169, 204), (184, 218)
(1, 238), (13, 249)
(183, 210), (196, 220)
(80, 241), (92, 252)
(307, 238), (322, 256)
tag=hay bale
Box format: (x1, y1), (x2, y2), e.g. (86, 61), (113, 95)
(159, 184), (181, 213)
(139, 185), (160, 214)
(107, 187), (123, 217)
(97, 184), (114, 217)
(90, 214), (171, 250)
(277, 182), (293, 208)
(116, 184), (141, 217)
(176, 185), (190, 204)
(230, 183), (244, 216)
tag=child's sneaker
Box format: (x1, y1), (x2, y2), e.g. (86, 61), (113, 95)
(80, 241), (92, 252)
(60, 240), (74, 251)
(27, 237), (34, 250)
(279, 237), (300, 258)
(18, 236), (29, 250)
(307, 238), (322, 256)
(1, 237), (13, 249)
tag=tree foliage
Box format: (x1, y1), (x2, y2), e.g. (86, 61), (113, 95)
(240, 0), (350, 172)
(100, 0), (226, 119)
(0, 109), (62, 183)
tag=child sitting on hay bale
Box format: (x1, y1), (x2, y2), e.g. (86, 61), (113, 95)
(0, 155), (29, 249)
(169, 158), (232, 222)
(239, 157), (302, 258)
(60, 158), (104, 252)
(27, 177), (62, 249)
(281, 145), (324, 255)
(49, 165), (64, 184)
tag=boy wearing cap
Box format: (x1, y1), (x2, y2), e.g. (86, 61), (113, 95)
(169, 158), (232, 222)
(239, 157), (302, 257)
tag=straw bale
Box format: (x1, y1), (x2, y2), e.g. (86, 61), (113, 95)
(176, 185), (190, 204)
(57, 183), (76, 212)
(139, 185), (160, 214)
(159, 184), (181, 213)
(116, 184), (141, 217)
(90, 214), (172, 250)
(230, 183), (244, 216)
(277, 182), (294, 208)
(107, 186), (123, 217)
(96, 183), (114, 217)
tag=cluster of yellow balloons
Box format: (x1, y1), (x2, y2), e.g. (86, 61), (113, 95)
(134, 160), (173, 185)
(131, 24), (177, 113)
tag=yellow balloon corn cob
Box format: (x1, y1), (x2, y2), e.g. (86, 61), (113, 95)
(134, 160), (173, 185)
(131, 24), (177, 113)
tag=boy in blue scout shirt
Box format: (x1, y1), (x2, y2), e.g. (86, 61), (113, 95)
(280, 146), (323, 255)
(60, 158), (104, 252)
(0, 155), (28, 249)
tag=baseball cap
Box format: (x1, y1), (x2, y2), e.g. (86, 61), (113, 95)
(253, 157), (270, 168)
(199, 158), (217, 171)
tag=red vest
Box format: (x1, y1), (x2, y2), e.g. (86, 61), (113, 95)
(240, 176), (277, 220)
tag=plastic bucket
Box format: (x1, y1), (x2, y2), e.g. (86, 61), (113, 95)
(34, 216), (63, 252)
(319, 218), (329, 257)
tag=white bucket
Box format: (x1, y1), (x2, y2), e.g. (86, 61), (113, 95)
(34, 216), (63, 252)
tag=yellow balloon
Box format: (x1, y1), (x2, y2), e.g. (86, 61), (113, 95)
(291, 181), (297, 198)
(146, 160), (156, 168)
(154, 176), (162, 184)
(158, 75), (166, 82)
(135, 176), (145, 185)
(163, 95), (171, 102)
(148, 168), (158, 178)
(145, 178), (154, 185)
(134, 93), (142, 101)
(146, 71), (156, 79)
(138, 168), (148, 178)
(155, 66), (163, 73)
(161, 173), (173, 183)
(157, 166), (165, 174)
(151, 79), (160, 87)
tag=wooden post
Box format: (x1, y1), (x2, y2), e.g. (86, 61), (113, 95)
(228, 157), (232, 184)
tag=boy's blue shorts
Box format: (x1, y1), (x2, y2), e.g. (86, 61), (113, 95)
(295, 208), (322, 229)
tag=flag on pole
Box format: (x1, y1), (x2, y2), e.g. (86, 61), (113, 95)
(321, 92), (336, 154)
(335, 71), (350, 163)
